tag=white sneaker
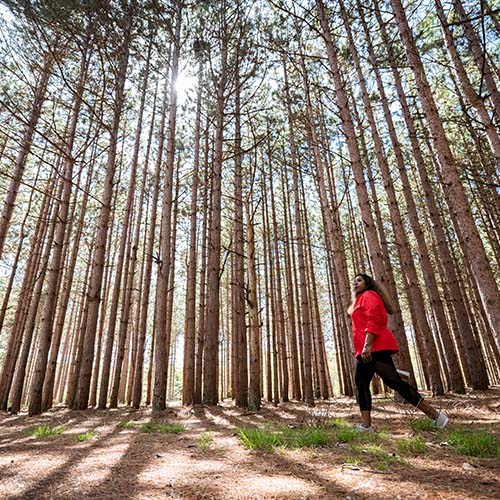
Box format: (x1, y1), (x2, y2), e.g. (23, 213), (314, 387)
(355, 423), (374, 433)
(435, 412), (449, 429)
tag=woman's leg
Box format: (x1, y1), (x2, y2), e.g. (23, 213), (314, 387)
(372, 351), (443, 420)
(372, 351), (426, 408)
(355, 357), (376, 427)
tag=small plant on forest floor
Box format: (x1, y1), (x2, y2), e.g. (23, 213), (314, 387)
(27, 424), (66, 438)
(328, 418), (349, 429)
(397, 436), (427, 455)
(281, 426), (330, 448)
(140, 422), (185, 434)
(76, 431), (98, 442)
(363, 443), (400, 470)
(447, 429), (499, 458)
(335, 427), (361, 443)
(238, 427), (283, 451)
(410, 418), (439, 432)
(344, 454), (360, 466)
(119, 420), (136, 430)
(197, 431), (214, 449)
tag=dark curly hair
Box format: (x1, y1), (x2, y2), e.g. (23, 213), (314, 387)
(348, 273), (395, 315)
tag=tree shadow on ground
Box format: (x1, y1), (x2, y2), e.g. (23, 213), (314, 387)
(3, 415), (126, 500)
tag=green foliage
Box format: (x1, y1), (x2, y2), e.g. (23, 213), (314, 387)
(27, 424), (65, 438)
(375, 461), (390, 472)
(345, 455), (359, 466)
(140, 422), (185, 434)
(75, 431), (98, 442)
(410, 418), (438, 432)
(447, 429), (500, 458)
(238, 420), (393, 452)
(363, 443), (399, 470)
(397, 436), (428, 454)
(197, 431), (214, 449)
(327, 417), (349, 429)
(334, 428), (360, 443)
(119, 420), (136, 430)
(237, 427), (284, 451)
(280, 427), (330, 448)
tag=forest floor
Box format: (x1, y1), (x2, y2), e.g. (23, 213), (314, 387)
(0, 388), (499, 500)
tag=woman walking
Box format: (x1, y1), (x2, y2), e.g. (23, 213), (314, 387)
(348, 273), (449, 432)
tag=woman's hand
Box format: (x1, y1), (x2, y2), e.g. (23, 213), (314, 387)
(361, 344), (372, 363)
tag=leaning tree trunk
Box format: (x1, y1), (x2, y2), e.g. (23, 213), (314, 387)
(452, 0), (500, 121)
(372, 0), (489, 390)
(390, 0), (500, 355)
(0, 54), (53, 260)
(314, 0), (415, 381)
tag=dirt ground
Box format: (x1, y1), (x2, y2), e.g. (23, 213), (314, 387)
(0, 389), (499, 500)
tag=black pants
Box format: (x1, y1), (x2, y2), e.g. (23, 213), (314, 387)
(355, 350), (423, 411)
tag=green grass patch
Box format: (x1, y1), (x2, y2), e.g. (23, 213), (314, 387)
(327, 418), (349, 429)
(375, 461), (390, 472)
(364, 443), (400, 470)
(334, 427), (360, 443)
(26, 424), (66, 438)
(140, 422), (185, 434)
(119, 420), (136, 430)
(364, 443), (389, 459)
(197, 431), (213, 449)
(237, 422), (397, 453)
(447, 429), (499, 458)
(75, 431), (98, 442)
(238, 425), (335, 451)
(410, 418), (438, 432)
(345, 454), (360, 466)
(397, 436), (427, 455)
(281, 427), (330, 448)
(238, 426), (283, 451)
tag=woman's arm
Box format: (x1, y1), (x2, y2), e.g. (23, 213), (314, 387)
(361, 332), (375, 362)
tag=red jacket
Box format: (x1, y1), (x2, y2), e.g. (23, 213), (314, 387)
(351, 290), (399, 356)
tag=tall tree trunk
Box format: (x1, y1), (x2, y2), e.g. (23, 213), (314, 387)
(73, 23), (131, 410)
(132, 73), (170, 409)
(246, 198), (261, 411)
(28, 45), (90, 415)
(203, 21), (228, 405)
(231, 71), (248, 408)
(267, 146), (289, 402)
(182, 61), (203, 406)
(108, 43), (152, 409)
(153, 4), (182, 411)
